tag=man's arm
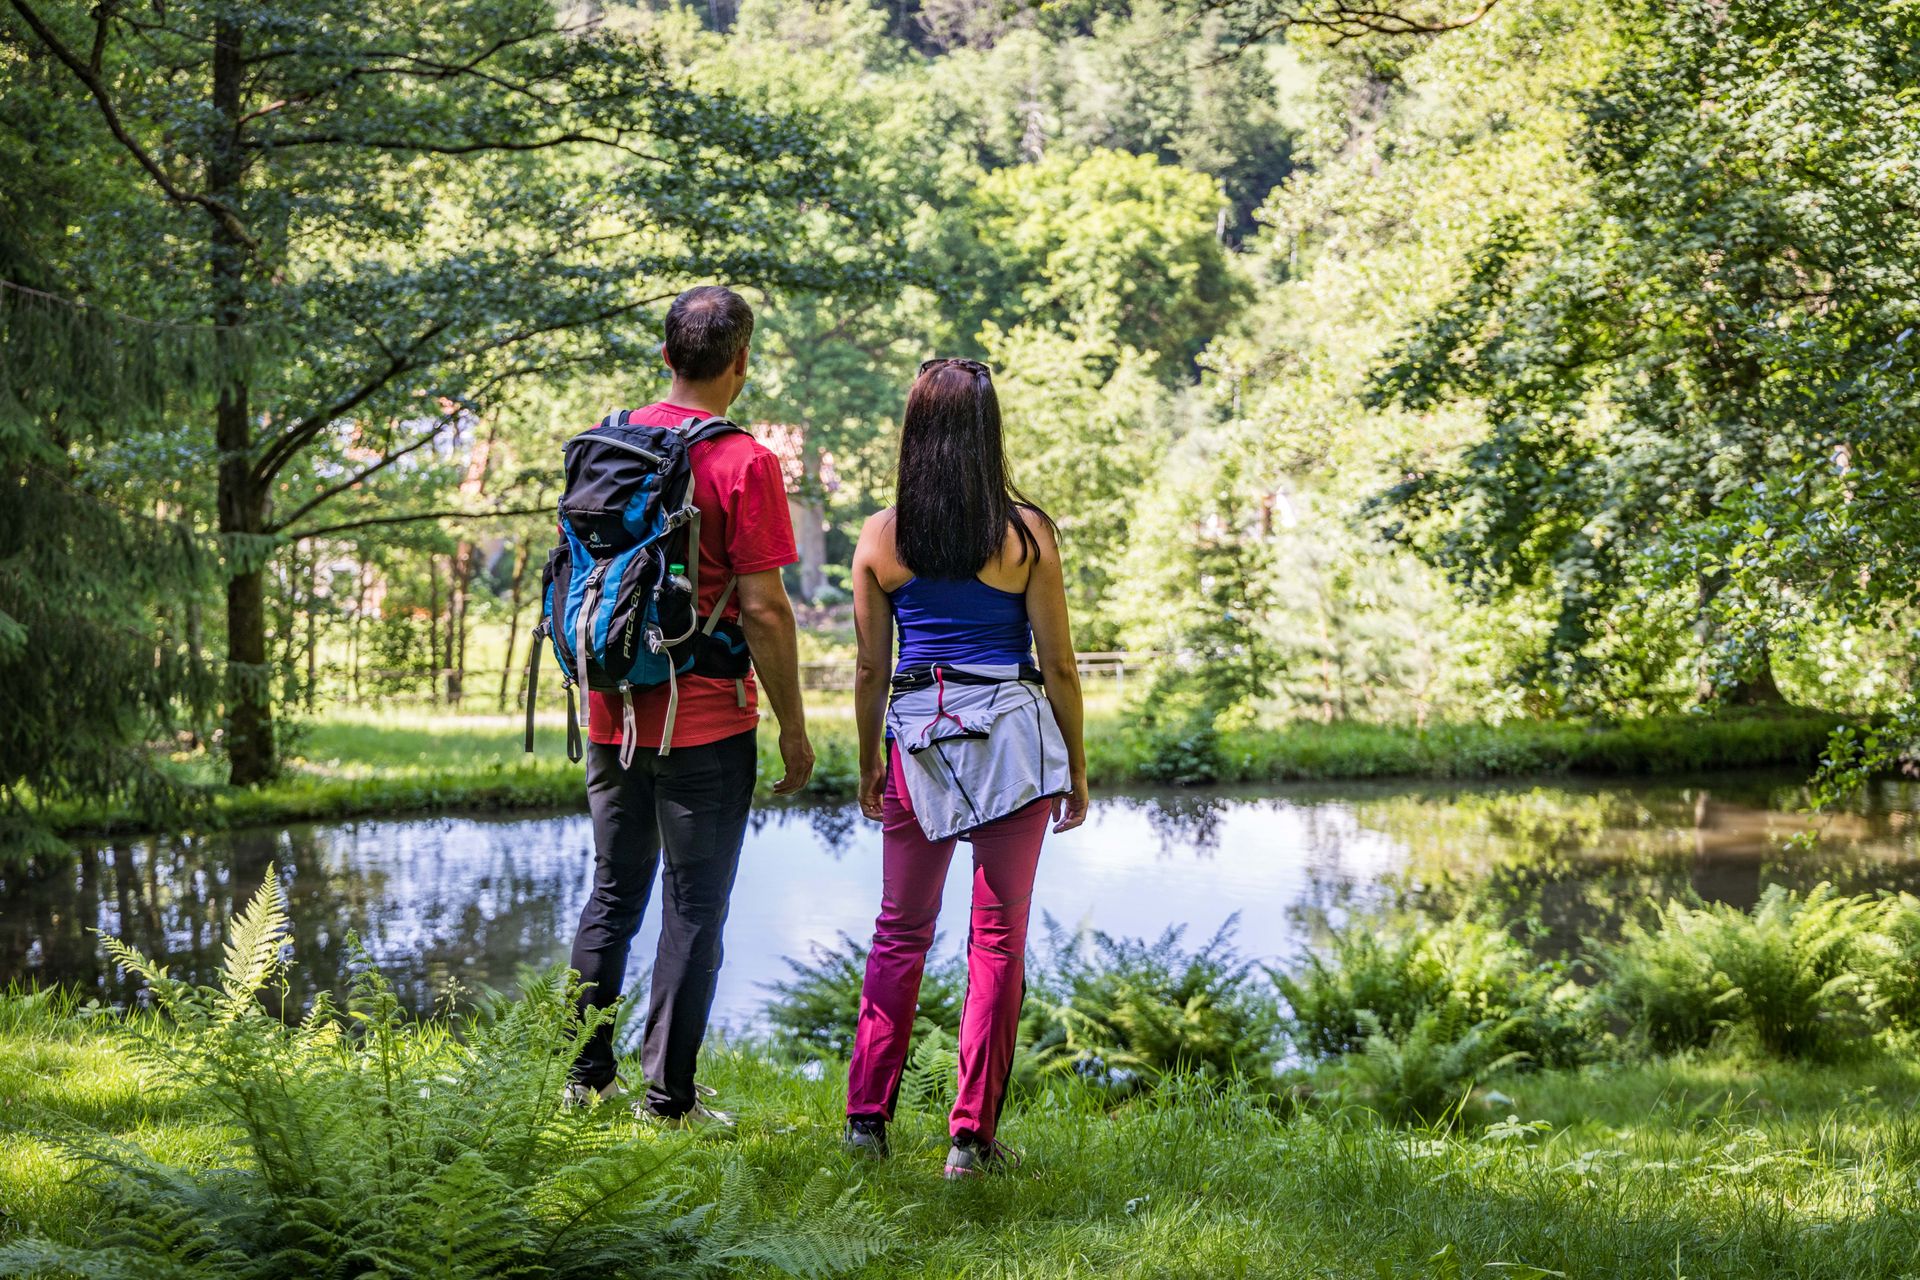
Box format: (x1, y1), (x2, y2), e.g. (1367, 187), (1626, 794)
(737, 567), (813, 795)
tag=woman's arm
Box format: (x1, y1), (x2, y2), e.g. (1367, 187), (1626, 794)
(1024, 513), (1088, 833)
(851, 513), (896, 821)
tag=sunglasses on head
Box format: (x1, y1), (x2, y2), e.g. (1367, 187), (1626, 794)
(918, 357), (991, 378)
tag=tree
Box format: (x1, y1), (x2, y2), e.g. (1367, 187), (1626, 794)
(964, 148), (1245, 377)
(0, 50), (218, 856)
(983, 323), (1171, 648)
(1368, 0), (1920, 714)
(8, 0), (894, 783)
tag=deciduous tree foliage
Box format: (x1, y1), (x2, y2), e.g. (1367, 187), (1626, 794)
(1369, 0), (1920, 719)
(5, 0), (897, 783)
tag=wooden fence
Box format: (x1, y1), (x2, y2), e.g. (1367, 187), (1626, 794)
(329, 652), (1164, 706)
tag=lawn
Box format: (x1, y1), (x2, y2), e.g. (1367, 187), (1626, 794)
(2, 993), (1916, 1279)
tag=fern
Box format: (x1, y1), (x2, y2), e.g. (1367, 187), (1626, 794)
(1276, 910), (1593, 1070)
(1598, 883), (1886, 1059)
(1331, 1008), (1528, 1123)
(703, 1163), (901, 1280)
(897, 1019), (961, 1115)
(218, 869), (290, 1018)
(1029, 914), (1281, 1082)
(2, 872), (894, 1280)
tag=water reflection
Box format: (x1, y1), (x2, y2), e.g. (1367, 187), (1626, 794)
(5, 773), (1917, 1026)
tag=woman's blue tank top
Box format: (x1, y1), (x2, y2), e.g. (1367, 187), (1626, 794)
(890, 576), (1034, 671)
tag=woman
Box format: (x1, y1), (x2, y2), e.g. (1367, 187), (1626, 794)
(842, 357), (1089, 1178)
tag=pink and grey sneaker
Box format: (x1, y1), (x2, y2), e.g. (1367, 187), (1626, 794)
(943, 1132), (1020, 1179)
(843, 1116), (889, 1159)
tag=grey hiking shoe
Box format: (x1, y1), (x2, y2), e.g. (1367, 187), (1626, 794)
(635, 1098), (737, 1131)
(843, 1116), (889, 1159)
(560, 1078), (628, 1110)
(943, 1132), (1019, 1179)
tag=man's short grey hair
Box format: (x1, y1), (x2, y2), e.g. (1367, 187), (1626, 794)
(663, 285), (755, 382)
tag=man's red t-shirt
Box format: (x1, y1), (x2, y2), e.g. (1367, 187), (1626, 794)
(584, 402), (797, 750)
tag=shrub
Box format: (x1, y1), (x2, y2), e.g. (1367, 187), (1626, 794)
(1861, 892), (1920, 1035)
(0, 873), (896, 1280)
(1325, 1008), (1527, 1124)
(1029, 916), (1283, 1083)
(1596, 883), (1883, 1060)
(762, 933), (966, 1059)
(1276, 913), (1593, 1070)
(762, 919), (1283, 1089)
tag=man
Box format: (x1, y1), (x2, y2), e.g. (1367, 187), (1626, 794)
(564, 284), (814, 1124)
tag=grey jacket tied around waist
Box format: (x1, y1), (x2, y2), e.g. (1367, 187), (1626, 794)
(884, 662), (1073, 842)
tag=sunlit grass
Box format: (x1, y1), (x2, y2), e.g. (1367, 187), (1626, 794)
(4, 995), (1915, 1278)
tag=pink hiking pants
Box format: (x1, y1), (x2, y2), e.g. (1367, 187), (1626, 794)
(846, 743), (1049, 1142)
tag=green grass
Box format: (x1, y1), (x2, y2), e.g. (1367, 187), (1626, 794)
(36, 703), (1846, 845)
(4, 996), (1917, 1278)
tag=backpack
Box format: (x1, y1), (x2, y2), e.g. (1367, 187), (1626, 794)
(522, 410), (754, 767)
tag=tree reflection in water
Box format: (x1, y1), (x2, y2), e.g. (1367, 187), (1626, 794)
(4, 775), (1916, 1022)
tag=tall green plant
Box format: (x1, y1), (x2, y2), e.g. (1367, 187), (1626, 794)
(763, 933), (966, 1059)
(1030, 916), (1282, 1082)
(1276, 912), (1594, 1070)
(1597, 884), (1883, 1060)
(0, 872), (896, 1279)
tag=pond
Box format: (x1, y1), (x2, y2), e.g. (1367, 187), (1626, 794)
(6, 772), (1920, 1028)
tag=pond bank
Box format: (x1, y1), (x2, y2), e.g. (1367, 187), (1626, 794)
(31, 708), (1845, 849)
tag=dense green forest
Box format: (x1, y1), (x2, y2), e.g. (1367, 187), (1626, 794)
(3, 0), (1917, 851)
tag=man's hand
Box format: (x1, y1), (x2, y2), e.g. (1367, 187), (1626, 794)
(1050, 777), (1089, 833)
(771, 722), (815, 796)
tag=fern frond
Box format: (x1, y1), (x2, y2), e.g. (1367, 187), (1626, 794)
(219, 869), (290, 1016)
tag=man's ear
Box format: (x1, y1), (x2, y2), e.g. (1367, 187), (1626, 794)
(660, 342), (676, 375)
(733, 344), (750, 378)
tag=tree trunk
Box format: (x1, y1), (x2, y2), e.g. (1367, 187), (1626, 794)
(445, 422), (495, 705)
(788, 436), (827, 602)
(185, 593), (205, 750)
(499, 540), (531, 711)
(351, 552), (369, 702)
(1694, 570), (1786, 706)
(278, 546), (300, 705)
(304, 542), (320, 712)
(210, 17), (274, 785)
(428, 553), (442, 701)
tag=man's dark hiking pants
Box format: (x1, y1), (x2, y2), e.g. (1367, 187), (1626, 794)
(568, 728), (756, 1116)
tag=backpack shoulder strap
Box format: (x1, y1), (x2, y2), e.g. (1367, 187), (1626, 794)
(678, 414), (747, 447)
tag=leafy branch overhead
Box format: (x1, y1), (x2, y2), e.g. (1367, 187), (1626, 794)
(6, 0), (910, 784)
(1179, 0), (1501, 53)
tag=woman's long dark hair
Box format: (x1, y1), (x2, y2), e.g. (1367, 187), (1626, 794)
(894, 361), (1055, 579)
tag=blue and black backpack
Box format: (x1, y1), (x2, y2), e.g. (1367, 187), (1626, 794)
(523, 410), (753, 766)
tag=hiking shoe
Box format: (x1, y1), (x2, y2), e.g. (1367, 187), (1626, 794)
(843, 1116), (889, 1160)
(635, 1099), (737, 1132)
(561, 1079), (627, 1110)
(943, 1132), (1020, 1179)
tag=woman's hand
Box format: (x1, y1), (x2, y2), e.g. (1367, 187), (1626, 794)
(1051, 777), (1089, 833)
(859, 757), (888, 821)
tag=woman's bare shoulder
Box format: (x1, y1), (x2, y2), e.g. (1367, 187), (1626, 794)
(855, 508), (897, 552)
(1012, 505), (1059, 559)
